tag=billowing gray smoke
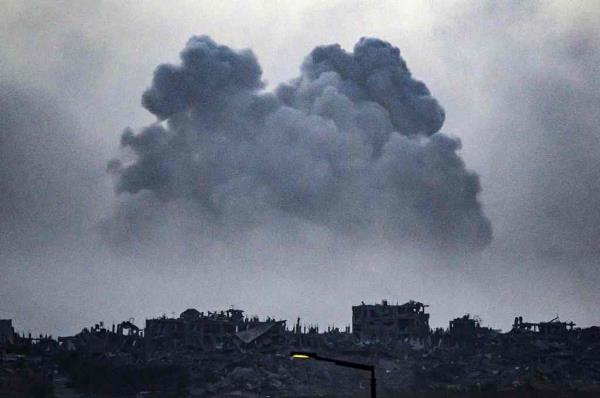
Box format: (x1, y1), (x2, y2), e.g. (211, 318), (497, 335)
(110, 36), (491, 250)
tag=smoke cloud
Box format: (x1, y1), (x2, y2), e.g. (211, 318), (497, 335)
(109, 36), (491, 251)
(0, 84), (102, 246)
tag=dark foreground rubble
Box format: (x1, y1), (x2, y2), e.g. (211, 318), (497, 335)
(55, 338), (600, 397)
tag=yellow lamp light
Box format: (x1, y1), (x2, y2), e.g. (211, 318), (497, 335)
(291, 353), (311, 359)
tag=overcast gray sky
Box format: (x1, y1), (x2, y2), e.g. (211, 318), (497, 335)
(1, 0), (599, 337)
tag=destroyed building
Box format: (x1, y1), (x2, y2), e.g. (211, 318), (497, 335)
(0, 319), (15, 346)
(144, 308), (285, 352)
(236, 320), (287, 348)
(447, 314), (497, 345)
(448, 314), (481, 342)
(145, 309), (236, 351)
(352, 300), (430, 342)
(58, 320), (142, 355)
(512, 316), (576, 338)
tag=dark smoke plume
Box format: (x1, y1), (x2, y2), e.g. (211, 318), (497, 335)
(110, 36), (491, 250)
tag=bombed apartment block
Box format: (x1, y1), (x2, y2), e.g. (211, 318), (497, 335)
(0, 319), (16, 346)
(236, 320), (287, 348)
(352, 300), (430, 342)
(145, 309), (237, 351)
(449, 314), (481, 341)
(58, 320), (142, 355)
(144, 308), (285, 352)
(447, 314), (497, 345)
(511, 315), (576, 338)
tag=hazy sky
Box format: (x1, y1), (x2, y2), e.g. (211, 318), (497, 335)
(1, 0), (599, 336)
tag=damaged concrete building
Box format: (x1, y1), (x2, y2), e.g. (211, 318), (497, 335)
(145, 309), (238, 351)
(512, 316), (576, 338)
(446, 314), (498, 345)
(352, 300), (430, 342)
(0, 319), (16, 346)
(144, 308), (286, 352)
(236, 320), (287, 348)
(58, 320), (142, 355)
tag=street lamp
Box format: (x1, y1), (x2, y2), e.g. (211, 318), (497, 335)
(290, 351), (376, 398)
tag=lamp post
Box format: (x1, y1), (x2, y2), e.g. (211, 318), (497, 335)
(290, 351), (376, 398)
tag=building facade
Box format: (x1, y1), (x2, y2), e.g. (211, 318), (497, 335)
(352, 300), (430, 341)
(0, 319), (15, 346)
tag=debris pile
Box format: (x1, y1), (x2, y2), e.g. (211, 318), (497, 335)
(0, 321), (57, 397)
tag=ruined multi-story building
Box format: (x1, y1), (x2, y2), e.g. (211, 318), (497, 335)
(58, 321), (141, 355)
(512, 316), (576, 338)
(236, 320), (287, 348)
(446, 314), (498, 345)
(145, 309), (240, 351)
(449, 314), (481, 339)
(0, 319), (15, 346)
(144, 308), (286, 352)
(352, 300), (430, 341)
